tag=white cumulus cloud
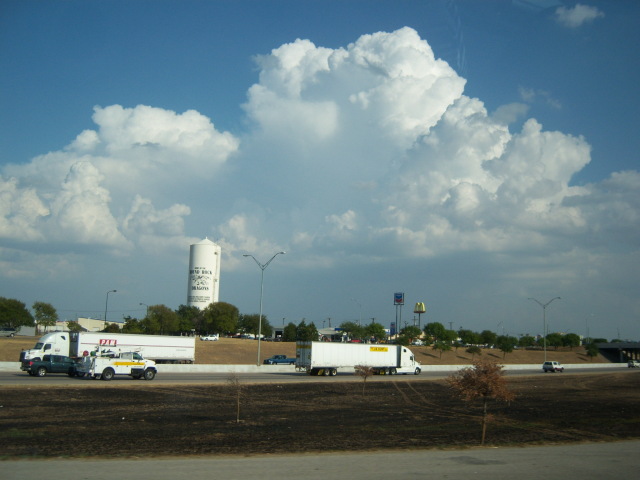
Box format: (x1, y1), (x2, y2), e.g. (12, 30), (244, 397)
(555, 4), (604, 28)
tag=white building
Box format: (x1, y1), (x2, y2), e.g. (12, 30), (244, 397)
(187, 238), (221, 309)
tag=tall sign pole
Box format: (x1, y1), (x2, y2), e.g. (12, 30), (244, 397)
(394, 292), (404, 338)
(414, 302), (426, 329)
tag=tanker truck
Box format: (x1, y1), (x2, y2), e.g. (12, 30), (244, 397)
(19, 331), (195, 364)
(296, 341), (421, 376)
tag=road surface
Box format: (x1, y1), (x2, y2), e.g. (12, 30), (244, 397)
(4, 441), (638, 479)
(0, 365), (626, 386)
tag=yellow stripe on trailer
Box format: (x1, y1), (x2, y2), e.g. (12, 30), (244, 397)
(369, 346), (388, 352)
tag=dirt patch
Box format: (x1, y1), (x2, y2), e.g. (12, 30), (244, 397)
(0, 336), (610, 365)
(1, 372), (638, 458)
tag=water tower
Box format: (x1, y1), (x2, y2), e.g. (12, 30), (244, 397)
(187, 238), (221, 309)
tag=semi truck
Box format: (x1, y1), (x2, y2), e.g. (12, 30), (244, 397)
(19, 331), (195, 364)
(296, 341), (422, 376)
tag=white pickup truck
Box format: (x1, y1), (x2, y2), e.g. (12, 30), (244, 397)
(77, 352), (157, 380)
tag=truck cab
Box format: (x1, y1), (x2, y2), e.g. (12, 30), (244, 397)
(19, 332), (71, 362)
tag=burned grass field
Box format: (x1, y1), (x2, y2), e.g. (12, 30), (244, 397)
(1, 372), (638, 458)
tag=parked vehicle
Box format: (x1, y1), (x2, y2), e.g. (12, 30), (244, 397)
(19, 331), (195, 364)
(21, 354), (78, 377)
(628, 359), (640, 368)
(542, 361), (564, 372)
(76, 351), (157, 380)
(0, 327), (17, 337)
(296, 341), (421, 376)
(200, 334), (219, 341)
(263, 354), (296, 365)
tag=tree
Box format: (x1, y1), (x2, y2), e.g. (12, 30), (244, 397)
(283, 322), (297, 342)
(562, 333), (581, 350)
(296, 320), (318, 341)
(32, 301), (58, 334)
(447, 359), (515, 445)
(458, 329), (481, 346)
(66, 320), (83, 333)
(466, 345), (482, 360)
(424, 322), (446, 342)
(545, 332), (564, 350)
(585, 342), (600, 361)
(0, 297), (34, 330)
(401, 325), (422, 341)
(495, 335), (518, 359)
(364, 321), (387, 343)
(480, 330), (497, 346)
(442, 329), (458, 344)
(176, 304), (201, 334)
(202, 302), (239, 335)
(140, 314), (160, 334)
(239, 313), (273, 338)
(433, 340), (452, 358)
(146, 304), (179, 335)
(518, 335), (536, 348)
(122, 316), (144, 334)
(102, 322), (121, 333)
(339, 321), (366, 341)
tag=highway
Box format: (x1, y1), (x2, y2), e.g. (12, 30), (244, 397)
(0, 365), (628, 386)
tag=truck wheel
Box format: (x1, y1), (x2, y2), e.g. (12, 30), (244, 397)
(330, 368), (337, 376)
(36, 367), (47, 377)
(414, 367), (421, 375)
(389, 368), (397, 375)
(143, 369), (156, 380)
(101, 368), (115, 381)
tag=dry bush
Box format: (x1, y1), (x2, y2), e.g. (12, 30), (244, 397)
(447, 359), (515, 444)
(226, 372), (244, 423)
(354, 365), (374, 394)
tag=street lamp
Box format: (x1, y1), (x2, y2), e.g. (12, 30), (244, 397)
(139, 303), (149, 317)
(243, 251), (286, 366)
(529, 297), (561, 362)
(104, 290), (117, 328)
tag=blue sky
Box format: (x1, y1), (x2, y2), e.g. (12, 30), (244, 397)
(1, 0), (638, 340)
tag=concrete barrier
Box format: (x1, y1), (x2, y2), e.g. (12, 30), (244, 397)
(0, 361), (622, 373)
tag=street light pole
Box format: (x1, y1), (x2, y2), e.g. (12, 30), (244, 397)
(104, 290), (117, 329)
(139, 303), (149, 317)
(529, 297), (561, 362)
(244, 252), (286, 366)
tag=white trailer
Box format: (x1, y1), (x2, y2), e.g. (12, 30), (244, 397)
(296, 341), (421, 376)
(20, 332), (195, 364)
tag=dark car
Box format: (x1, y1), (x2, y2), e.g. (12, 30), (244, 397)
(21, 354), (78, 377)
